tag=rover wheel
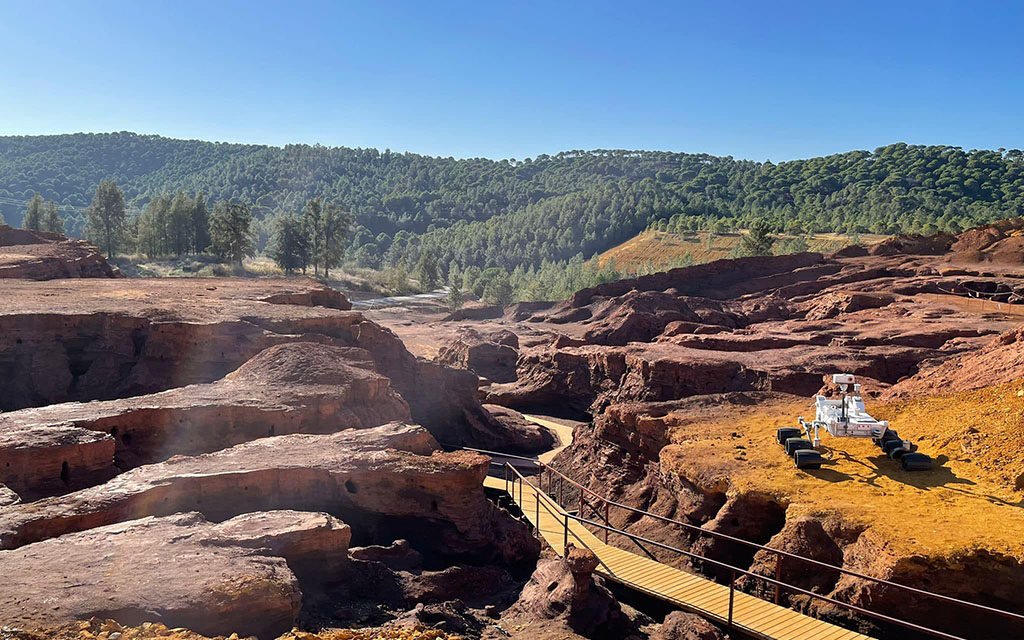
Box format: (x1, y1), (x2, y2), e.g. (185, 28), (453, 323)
(901, 453), (933, 471)
(888, 446), (910, 459)
(785, 437), (814, 456)
(776, 427), (802, 445)
(881, 438), (905, 455)
(794, 450), (824, 470)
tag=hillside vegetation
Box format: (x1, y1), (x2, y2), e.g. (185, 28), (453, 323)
(1, 133), (1023, 272)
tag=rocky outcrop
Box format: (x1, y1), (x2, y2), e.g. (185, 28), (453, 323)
(885, 325), (1024, 397)
(0, 422), (537, 568)
(0, 278), (530, 451)
(0, 225), (120, 279)
(0, 510), (349, 638)
(438, 328), (520, 383)
(650, 611), (729, 640)
(482, 404), (555, 453)
(0, 342), (411, 497)
(501, 545), (638, 639)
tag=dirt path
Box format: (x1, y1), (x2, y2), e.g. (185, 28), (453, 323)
(524, 414), (579, 464)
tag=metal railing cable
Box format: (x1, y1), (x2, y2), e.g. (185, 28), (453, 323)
(500, 459), (971, 640)
(463, 445), (1024, 636)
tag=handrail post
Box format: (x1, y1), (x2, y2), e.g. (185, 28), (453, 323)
(728, 569), (736, 628)
(504, 462), (509, 494)
(604, 501), (610, 543)
(535, 487), (540, 536)
(563, 512), (569, 552)
(774, 552), (782, 604)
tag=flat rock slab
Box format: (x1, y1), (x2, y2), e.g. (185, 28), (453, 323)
(0, 510), (349, 638)
(0, 422), (496, 558)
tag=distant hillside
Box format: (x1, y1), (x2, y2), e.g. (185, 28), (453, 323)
(1, 133), (1022, 270)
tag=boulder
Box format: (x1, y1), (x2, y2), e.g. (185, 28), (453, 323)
(438, 328), (520, 383)
(650, 611), (729, 640)
(501, 545), (637, 638)
(0, 510), (350, 638)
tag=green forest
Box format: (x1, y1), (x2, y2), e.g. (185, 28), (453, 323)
(2, 133), (1023, 279)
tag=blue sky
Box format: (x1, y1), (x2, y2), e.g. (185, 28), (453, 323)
(1, 0), (1021, 160)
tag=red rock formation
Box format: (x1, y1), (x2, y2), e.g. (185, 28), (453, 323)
(0, 510), (348, 638)
(438, 328), (520, 383)
(0, 343), (412, 498)
(501, 545), (637, 639)
(0, 278), (530, 451)
(0, 225), (120, 279)
(0, 422), (537, 568)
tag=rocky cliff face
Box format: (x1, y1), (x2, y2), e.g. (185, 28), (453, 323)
(0, 278), (535, 453)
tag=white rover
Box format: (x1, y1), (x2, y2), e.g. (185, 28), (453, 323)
(777, 373), (933, 471)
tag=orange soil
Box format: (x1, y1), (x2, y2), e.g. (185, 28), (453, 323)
(659, 381), (1024, 559)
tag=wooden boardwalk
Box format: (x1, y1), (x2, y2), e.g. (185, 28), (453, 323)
(485, 474), (872, 640)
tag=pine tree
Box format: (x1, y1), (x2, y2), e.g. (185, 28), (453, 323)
(192, 193), (210, 255)
(738, 220), (775, 257)
(23, 193), (44, 231)
(86, 180), (126, 258)
(136, 195), (171, 257)
(446, 275), (464, 312)
(416, 250), (440, 290)
(267, 214), (310, 274)
(167, 191), (194, 256)
(303, 198), (352, 279)
(209, 201), (255, 267)
(42, 201), (64, 234)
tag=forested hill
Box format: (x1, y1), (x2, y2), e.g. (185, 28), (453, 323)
(1, 132), (1023, 271)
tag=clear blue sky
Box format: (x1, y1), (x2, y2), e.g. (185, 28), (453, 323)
(1, 0), (1022, 160)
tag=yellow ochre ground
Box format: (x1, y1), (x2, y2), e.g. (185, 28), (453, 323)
(660, 380), (1024, 560)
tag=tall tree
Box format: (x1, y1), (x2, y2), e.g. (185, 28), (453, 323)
(42, 201), (64, 234)
(23, 193), (43, 231)
(303, 198), (352, 279)
(267, 214), (310, 274)
(191, 192), (210, 255)
(135, 195), (171, 257)
(208, 201), (255, 267)
(416, 250), (440, 290)
(167, 191), (194, 256)
(87, 180), (126, 258)
(446, 275), (465, 312)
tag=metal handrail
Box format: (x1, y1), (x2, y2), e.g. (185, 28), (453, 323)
(487, 457), (1024, 639)
(535, 461), (1024, 625)
(501, 460), (971, 640)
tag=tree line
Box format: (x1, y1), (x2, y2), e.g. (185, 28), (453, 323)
(26, 180), (353, 277)
(3, 134), (1024, 277)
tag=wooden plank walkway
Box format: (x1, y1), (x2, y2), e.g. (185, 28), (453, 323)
(485, 474), (872, 640)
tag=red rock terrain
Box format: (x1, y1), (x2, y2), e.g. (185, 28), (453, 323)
(3, 220), (1024, 640)
(0, 225), (120, 279)
(364, 220), (1024, 639)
